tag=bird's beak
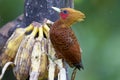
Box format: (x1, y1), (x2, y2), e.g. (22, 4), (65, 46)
(78, 13), (85, 22)
(52, 7), (61, 13)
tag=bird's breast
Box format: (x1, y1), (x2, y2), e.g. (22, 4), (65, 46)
(50, 27), (75, 50)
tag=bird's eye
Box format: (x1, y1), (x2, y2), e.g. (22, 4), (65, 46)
(62, 10), (68, 14)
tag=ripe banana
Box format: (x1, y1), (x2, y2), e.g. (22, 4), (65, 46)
(0, 24), (34, 67)
(13, 25), (38, 80)
(38, 26), (48, 80)
(43, 23), (50, 38)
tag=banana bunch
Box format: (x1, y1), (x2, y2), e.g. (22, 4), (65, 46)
(0, 25), (33, 67)
(0, 19), (67, 80)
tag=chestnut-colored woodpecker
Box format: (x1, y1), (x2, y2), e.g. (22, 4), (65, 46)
(50, 7), (85, 70)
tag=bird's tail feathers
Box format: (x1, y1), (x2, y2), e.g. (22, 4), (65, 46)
(74, 61), (84, 70)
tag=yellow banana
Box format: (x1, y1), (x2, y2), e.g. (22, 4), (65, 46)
(13, 25), (38, 80)
(38, 26), (48, 80)
(0, 24), (33, 67)
(43, 24), (50, 38)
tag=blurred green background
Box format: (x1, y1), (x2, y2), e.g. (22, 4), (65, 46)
(0, 0), (120, 80)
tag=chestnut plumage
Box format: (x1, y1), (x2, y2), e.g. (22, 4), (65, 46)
(50, 7), (85, 70)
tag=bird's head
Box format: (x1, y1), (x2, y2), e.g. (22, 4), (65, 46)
(52, 7), (85, 26)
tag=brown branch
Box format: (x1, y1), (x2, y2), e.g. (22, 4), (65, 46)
(0, 15), (23, 37)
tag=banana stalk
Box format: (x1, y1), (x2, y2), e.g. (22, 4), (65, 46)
(13, 25), (38, 80)
(0, 25), (33, 67)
